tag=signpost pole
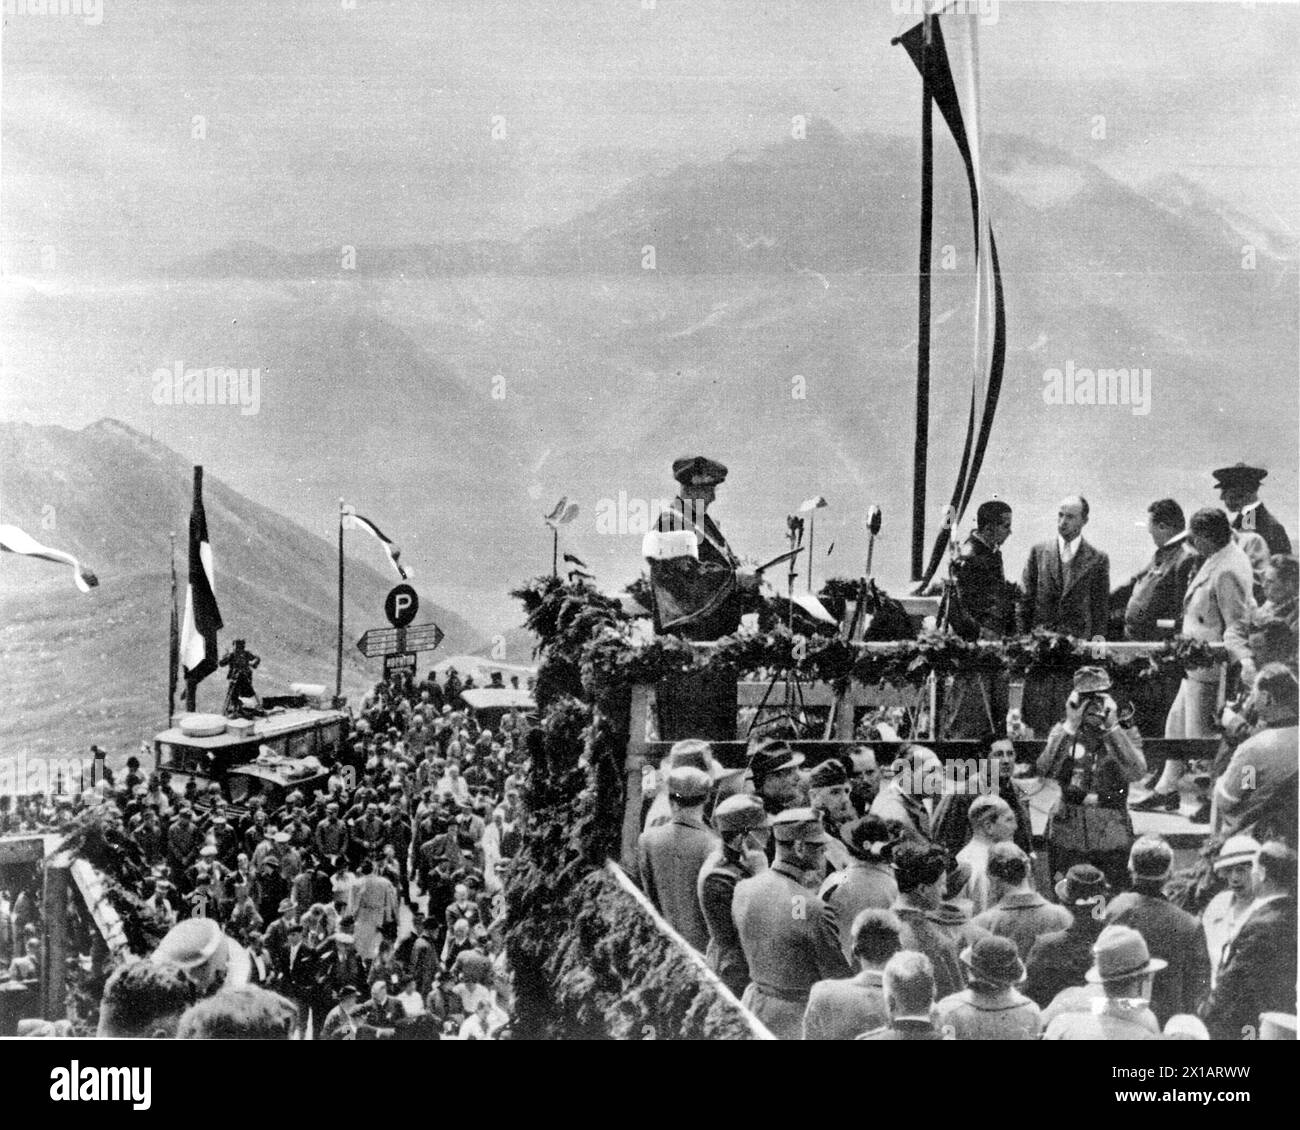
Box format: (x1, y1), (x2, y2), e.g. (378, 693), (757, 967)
(336, 497), (345, 703)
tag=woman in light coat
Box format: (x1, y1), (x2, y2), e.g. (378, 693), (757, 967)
(1139, 509), (1254, 809)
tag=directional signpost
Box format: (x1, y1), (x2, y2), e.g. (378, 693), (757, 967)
(357, 585), (444, 679)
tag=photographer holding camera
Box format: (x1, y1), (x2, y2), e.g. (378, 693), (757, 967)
(1036, 667), (1147, 890)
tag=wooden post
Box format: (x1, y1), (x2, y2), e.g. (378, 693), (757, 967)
(43, 864), (68, 1021)
(620, 683), (655, 872)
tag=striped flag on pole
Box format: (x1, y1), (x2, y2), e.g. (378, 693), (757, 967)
(342, 505), (410, 580)
(0, 523), (99, 592)
(181, 466), (223, 687)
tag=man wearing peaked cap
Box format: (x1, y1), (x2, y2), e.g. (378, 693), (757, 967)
(731, 807), (853, 1039)
(642, 739), (741, 830)
(1213, 463), (1292, 555)
(647, 456), (758, 740)
(808, 758), (854, 876)
(635, 766), (718, 954)
(697, 795), (771, 997)
(1043, 924), (1166, 1040)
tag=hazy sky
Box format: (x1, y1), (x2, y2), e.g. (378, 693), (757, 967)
(2, 0), (1298, 274)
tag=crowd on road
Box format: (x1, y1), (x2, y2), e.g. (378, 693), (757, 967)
(1, 666), (532, 1040)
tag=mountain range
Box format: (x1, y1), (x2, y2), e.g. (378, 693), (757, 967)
(2, 121), (1296, 732)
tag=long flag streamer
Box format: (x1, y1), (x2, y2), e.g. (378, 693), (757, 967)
(0, 523), (99, 592)
(896, 9), (1007, 589)
(181, 466), (223, 686)
(342, 505), (410, 580)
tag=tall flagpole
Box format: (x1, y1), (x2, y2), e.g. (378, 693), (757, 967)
(168, 531), (178, 723)
(336, 498), (345, 704)
(911, 9), (934, 583)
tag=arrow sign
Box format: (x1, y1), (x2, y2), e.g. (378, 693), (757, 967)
(356, 622), (444, 659)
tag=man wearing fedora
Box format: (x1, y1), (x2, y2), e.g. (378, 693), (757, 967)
(802, 908), (902, 1040)
(1037, 666), (1146, 889)
(1201, 842), (1297, 1041)
(1102, 837), (1211, 1026)
(1043, 924), (1166, 1040)
(635, 766), (718, 954)
(1024, 864), (1110, 1009)
(647, 455), (758, 740)
(747, 739), (807, 819)
(1213, 462), (1292, 556)
(698, 794), (770, 998)
(935, 934), (1043, 1040)
(732, 808), (853, 1039)
(819, 815), (900, 963)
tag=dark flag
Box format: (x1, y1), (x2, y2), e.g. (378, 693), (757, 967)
(169, 534), (180, 720)
(180, 466), (223, 692)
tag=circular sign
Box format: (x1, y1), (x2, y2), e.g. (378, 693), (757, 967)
(384, 583), (419, 628)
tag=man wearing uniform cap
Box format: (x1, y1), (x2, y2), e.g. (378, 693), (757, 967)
(731, 808), (853, 1039)
(1213, 462), (1292, 556)
(635, 766), (718, 953)
(642, 739), (739, 831)
(697, 795), (770, 997)
(647, 456), (758, 740)
(807, 758), (854, 876)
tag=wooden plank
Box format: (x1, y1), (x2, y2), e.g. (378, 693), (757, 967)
(619, 683), (655, 873)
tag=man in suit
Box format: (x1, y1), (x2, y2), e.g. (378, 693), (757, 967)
(803, 908), (902, 1040)
(943, 500), (1015, 737)
(1102, 837), (1210, 1026)
(856, 950), (945, 1040)
(1017, 496), (1111, 734)
(732, 809), (853, 1039)
(973, 843), (1072, 962)
(636, 767), (718, 953)
(276, 921), (318, 1020)
(1111, 499), (1202, 738)
(1201, 842), (1297, 1041)
(1024, 865), (1109, 1008)
(1214, 462), (1292, 556)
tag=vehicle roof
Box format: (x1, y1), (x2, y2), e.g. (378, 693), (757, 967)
(459, 688), (535, 710)
(154, 708), (348, 749)
(226, 762), (330, 786)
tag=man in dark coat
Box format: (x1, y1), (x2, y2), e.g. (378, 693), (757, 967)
(1017, 496), (1111, 734)
(1201, 842), (1298, 1040)
(942, 500), (1015, 738)
(698, 795), (770, 997)
(1214, 463), (1292, 556)
(647, 456), (758, 739)
(1102, 837), (1211, 1026)
(1110, 499), (1201, 738)
(889, 842), (966, 1002)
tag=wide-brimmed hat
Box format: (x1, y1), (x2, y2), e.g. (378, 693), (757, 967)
(671, 455), (728, 486)
(1054, 864), (1109, 906)
(151, 917), (250, 992)
(1085, 925), (1167, 983)
(748, 739), (804, 780)
(1213, 834), (1262, 872)
(960, 936), (1026, 988)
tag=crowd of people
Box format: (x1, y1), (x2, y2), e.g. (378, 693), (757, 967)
(1, 665), (532, 1040)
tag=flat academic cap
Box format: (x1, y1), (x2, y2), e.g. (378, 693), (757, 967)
(1213, 463), (1268, 490)
(672, 456), (728, 486)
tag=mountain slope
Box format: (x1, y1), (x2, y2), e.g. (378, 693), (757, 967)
(0, 419), (483, 759)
